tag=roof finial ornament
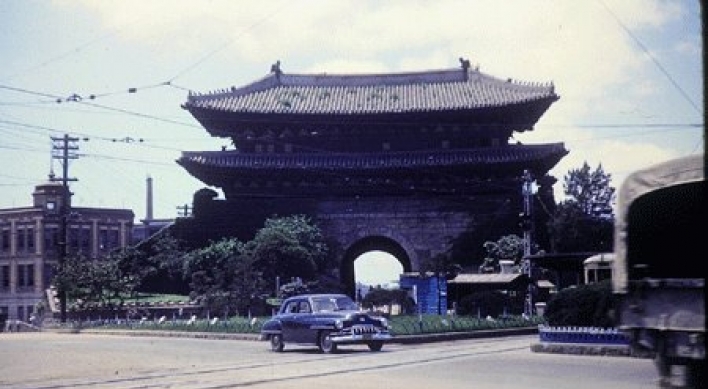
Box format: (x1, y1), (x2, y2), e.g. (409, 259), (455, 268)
(459, 57), (471, 81)
(270, 60), (282, 78)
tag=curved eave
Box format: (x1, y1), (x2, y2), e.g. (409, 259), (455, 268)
(186, 96), (558, 138)
(177, 144), (568, 187)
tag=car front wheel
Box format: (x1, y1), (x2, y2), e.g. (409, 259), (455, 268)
(270, 333), (284, 352)
(367, 341), (383, 352)
(318, 331), (337, 353)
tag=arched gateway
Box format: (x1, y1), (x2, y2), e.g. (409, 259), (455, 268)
(171, 59), (567, 297)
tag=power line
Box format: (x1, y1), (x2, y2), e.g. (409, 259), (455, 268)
(1, 14), (148, 82)
(167, 0), (290, 83)
(0, 84), (200, 128)
(598, 0), (703, 115)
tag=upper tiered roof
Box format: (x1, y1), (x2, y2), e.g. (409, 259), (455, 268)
(184, 59), (558, 117)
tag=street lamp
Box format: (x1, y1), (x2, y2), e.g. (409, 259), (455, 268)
(521, 170), (535, 317)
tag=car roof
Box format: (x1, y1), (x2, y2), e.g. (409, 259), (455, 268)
(284, 294), (349, 301)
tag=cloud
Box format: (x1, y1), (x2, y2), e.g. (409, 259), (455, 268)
(5, 0), (701, 220)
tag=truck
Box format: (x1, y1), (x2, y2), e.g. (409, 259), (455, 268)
(613, 153), (705, 386)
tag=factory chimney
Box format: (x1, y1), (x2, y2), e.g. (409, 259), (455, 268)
(145, 175), (154, 223)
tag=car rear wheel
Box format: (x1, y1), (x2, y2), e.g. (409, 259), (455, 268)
(318, 331), (337, 353)
(270, 333), (284, 352)
(367, 341), (383, 352)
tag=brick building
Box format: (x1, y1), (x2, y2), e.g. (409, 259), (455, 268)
(0, 177), (133, 321)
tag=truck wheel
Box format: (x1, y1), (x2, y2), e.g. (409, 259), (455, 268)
(318, 331), (337, 353)
(685, 360), (706, 388)
(654, 353), (671, 386)
(270, 334), (284, 352)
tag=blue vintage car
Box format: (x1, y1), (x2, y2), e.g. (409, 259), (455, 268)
(260, 293), (393, 353)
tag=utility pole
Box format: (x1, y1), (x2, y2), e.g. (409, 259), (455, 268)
(521, 169), (534, 317)
(176, 204), (192, 217)
(51, 134), (80, 323)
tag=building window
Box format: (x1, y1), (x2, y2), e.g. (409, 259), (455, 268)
(441, 140), (450, 149)
(284, 143), (293, 153)
(44, 226), (58, 254)
(98, 228), (120, 251)
(26, 264), (34, 288)
(108, 229), (120, 250)
(0, 265), (9, 290)
(0, 228), (8, 253)
(80, 226), (91, 253)
(99, 229), (108, 251)
(69, 226), (79, 254)
(43, 263), (55, 288)
(17, 264), (34, 289)
(17, 227), (26, 253)
(382, 142), (390, 151)
(27, 227), (35, 252)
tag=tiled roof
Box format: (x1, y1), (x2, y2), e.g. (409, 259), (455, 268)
(448, 273), (525, 284)
(184, 64), (557, 116)
(178, 144), (566, 171)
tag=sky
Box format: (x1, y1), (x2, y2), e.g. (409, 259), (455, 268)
(0, 1), (704, 285)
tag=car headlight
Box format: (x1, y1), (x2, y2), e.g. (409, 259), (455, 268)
(380, 318), (389, 329)
(334, 319), (344, 330)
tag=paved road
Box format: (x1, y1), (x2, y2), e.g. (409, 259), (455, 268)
(1, 332), (661, 389)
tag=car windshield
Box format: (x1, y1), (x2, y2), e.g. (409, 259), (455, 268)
(311, 296), (358, 312)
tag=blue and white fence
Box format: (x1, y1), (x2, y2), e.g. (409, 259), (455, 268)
(538, 325), (630, 345)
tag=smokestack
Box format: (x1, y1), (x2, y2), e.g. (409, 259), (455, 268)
(146, 175), (153, 222)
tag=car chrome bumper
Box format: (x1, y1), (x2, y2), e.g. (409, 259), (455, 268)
(330, 332), (393, 344)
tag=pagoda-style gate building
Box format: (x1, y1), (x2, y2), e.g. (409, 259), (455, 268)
(173, 59), (567, 296)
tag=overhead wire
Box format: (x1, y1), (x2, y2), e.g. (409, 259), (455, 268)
(598, 0), (703, 116)
(0, 2), (702, 219)
(1, 13), (150, 83)
(166, 0), (290, 83)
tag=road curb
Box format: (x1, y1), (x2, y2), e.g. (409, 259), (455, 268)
(390, 327), (538, 344)
(59, 327), (649, 359)
(76, 327), (539, 344)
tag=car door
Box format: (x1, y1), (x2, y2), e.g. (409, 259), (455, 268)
(289, 299), (317, 343)
(279, 299), (301, 342)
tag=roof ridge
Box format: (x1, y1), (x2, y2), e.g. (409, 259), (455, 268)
(277, 67), (466, 87)
(184, 60), (558, 112)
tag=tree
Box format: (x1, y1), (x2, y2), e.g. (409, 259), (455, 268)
(134, 232), (189, 294)
(53, 252), (136, 310)
(478, 234), (525, 273)
(548, 162), (615, 253)
(53, 215), (333, 318)
(562, 162), (615, 218)
(261, 215), (330, 271)
(246, 215), (330, 293)
(182, 237), (266, 316)
(361, 288), (415, 315)
(420, 252), (462, 280)
(179, 215), (331, 315)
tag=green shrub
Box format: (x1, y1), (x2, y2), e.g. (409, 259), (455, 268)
(544, 280), (615, 327)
